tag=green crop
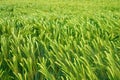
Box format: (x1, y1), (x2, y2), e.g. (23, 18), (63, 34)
(0, 0), (120, 80)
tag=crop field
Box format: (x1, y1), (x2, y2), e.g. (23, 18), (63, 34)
(0, 0), (120, 80)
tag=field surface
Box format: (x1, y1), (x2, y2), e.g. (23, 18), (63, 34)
(0, 0), (120, 80)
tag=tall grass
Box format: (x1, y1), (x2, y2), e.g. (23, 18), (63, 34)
(0, 0), (120, 80)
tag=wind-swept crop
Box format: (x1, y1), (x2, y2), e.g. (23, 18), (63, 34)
(0, 0), (120, 80)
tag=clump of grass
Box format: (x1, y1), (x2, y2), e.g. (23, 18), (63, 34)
(0, 0), (120, 80)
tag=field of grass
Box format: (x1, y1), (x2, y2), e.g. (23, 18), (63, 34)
(0, 0), (120, 80)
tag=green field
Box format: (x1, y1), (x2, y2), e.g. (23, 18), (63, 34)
(0, 0), (120, 80)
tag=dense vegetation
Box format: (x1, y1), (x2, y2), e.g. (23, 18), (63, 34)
(0, 0), (120, 80)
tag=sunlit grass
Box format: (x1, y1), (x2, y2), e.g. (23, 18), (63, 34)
(0, 0), (120, 80)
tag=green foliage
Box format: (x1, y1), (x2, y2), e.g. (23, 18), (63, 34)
(0, 0), (120, 80)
